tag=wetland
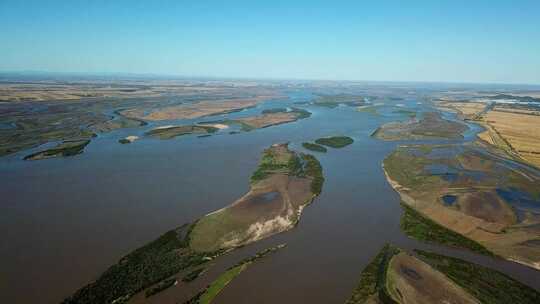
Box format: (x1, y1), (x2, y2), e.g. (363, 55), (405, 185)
(1, 78), (540, 304)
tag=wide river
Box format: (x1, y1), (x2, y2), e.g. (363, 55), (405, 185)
(1, 90), (539, 303)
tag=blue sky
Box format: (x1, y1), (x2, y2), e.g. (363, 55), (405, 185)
(1, 1), (539, 84)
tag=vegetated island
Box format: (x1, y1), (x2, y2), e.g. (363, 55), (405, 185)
(0, 109), (97, 157)
(312, 94), (366, 108)
(145, 124), (221, 140)
(118, 136), (139, 144)
(357, 105), (379, 115)
(62, 143), (323, 304)
(120, 97), (269, 121)
(372, 111), (468, 140)
(345, 244), (540, 304)
(24, 139), (90, 160)
(383, 144), (540, 269)
(184, 244), (286, 304)
(21, 111), (145, 159)
(0, 83), (283, 157)
(189, 142), (324, 251)
(204, 107), (311, 132)
(302, 142), (327, 153)
(315, 136), (354, 148)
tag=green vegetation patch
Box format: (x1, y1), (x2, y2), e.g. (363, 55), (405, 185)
(383, 147), (446, 191)
(301, 153), (324, 195)
(302, 142), (327, 153)
(24, 140), (90, 160)
(415, 249), (540, 304)
(186, 244), (286, 304)
(373, 112), (467, 140)
(262, 108), (288, 114)
(182, 267), (206, 282)
(145, 125), (218, 140)
(198, 264), (246, 304)
(250, 145), (297, 183)
(0, 102), (106, 157)
(92, 115), (147, 133)
(145, 277), (177, 298)
(345, 244), (401, 304)
(315, 136), (354, 148)
(190, 145), (323, 252)
(62, 223), (223, 304)
(357, 106), (379, 115)
(290, 107), (311, 119)
(250, 145), (324, 190)
(400, 203), (493, 256)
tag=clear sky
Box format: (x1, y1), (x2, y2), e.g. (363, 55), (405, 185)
(1, 1), (539, 84)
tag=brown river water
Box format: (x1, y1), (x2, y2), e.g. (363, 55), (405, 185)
(1, 90), (539, 303)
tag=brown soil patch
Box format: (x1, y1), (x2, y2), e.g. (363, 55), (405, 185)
(458, 191), (516, 225)
(387, 252), (479, 304)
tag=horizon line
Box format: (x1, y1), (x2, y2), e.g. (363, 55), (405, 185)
(1, 69), (540, 87)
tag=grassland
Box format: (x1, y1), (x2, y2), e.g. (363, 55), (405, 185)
(400, 203), (493, 256)
(24, 140), (90, 160)
(383, 144), (540, 269)
(373, 112), (467, 140)
(0, 104), (100, 157)
(315, 136), (354, 148)
(302, 142), (327, 153)
(0, 98), (150, 157)
(91, 115), (147, 133)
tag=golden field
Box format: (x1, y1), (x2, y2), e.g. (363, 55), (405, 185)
(482, 110), (540, 168)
